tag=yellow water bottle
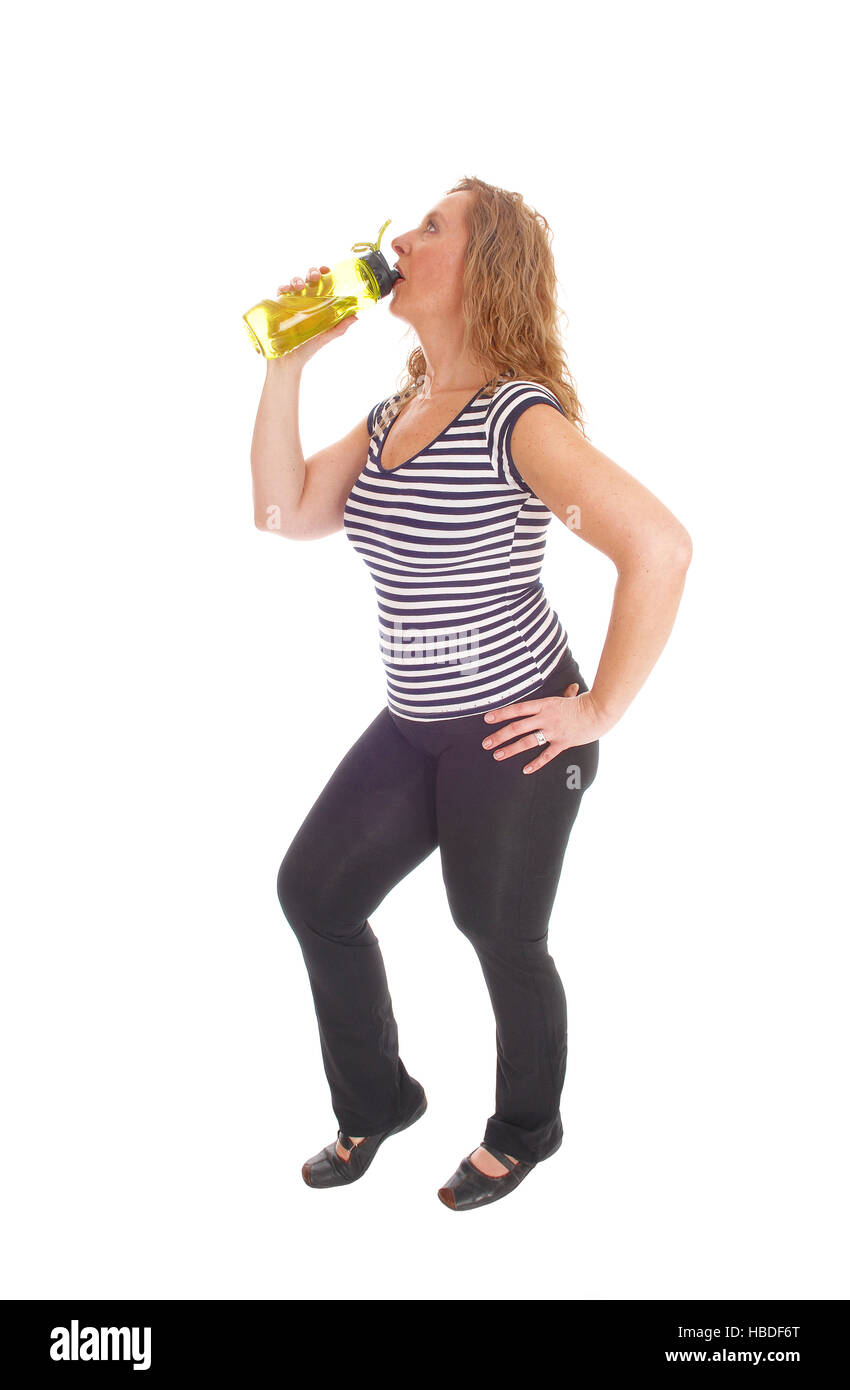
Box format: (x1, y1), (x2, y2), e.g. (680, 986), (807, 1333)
(243, 218), (402, 359)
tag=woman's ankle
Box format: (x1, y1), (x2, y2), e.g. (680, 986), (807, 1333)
(336, 1136), (365, 1161)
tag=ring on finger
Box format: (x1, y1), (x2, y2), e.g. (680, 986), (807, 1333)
(532, 729), (548, 746)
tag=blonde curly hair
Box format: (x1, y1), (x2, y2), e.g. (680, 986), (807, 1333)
(375, 174), (586, 439)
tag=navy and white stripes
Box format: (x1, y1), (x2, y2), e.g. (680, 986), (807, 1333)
(343, 379), (570, 721)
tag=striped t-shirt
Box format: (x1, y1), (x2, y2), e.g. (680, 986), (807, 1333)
(342, 378), (570, 721)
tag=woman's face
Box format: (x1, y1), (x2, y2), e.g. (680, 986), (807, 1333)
(389, 190), (472, 325)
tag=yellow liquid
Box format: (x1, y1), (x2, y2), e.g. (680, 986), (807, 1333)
(244, 263), (378, 359)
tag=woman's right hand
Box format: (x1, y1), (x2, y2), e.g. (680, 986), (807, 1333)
(276, 264), (332, 297)
(272, 264), (357, 365)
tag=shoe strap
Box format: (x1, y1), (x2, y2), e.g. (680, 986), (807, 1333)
(479, 1141), (519, 1170)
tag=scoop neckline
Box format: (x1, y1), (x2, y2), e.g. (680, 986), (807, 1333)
(374, 385), (487, 475)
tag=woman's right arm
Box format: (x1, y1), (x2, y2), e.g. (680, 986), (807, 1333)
(249, 265), (369, 541)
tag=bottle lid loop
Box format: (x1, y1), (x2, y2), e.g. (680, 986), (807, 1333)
(350, 219), (399, 298)
(350, 218), (392, 254)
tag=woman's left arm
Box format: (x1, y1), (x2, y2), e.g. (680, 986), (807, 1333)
(512, 406), (693, 734)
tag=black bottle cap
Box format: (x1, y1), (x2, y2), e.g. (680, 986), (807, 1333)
(360, 250), (401, 298)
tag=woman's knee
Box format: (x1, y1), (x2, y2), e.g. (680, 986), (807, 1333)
(276, 841), (320, 933)
(276, 847), (301, 924)
(444, 882), (528, 950)
(449, 904), (553, 964)
(276, 841), (369, 942)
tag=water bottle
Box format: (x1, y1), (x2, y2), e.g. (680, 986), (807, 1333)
(243, 218), (402, 360)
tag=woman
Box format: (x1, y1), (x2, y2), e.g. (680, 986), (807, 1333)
(250, 176), (692, 1212)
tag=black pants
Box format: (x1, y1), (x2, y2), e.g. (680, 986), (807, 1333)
(276, 647), (600, 1166)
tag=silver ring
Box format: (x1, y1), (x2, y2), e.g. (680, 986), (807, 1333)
(533, 729), (548, 746)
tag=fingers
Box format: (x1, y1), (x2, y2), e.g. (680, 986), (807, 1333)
(478, 682), (588, 775)
(485, 729), (552, 761)
(483, 684), (578, 721)
(277, 264), (332, 296)
(521, 746), (558, 775)
(277, 270), (316, 295)
(482, 698), (542, 726)
(481, 715), (547, 754)
(480, 692), (577, 759)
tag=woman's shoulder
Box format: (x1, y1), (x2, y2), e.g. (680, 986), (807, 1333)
(487, 377), (562, 406)
(484, 379), (566, 436)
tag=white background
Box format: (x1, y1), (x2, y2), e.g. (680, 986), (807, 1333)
(2, 0), (847, 1300)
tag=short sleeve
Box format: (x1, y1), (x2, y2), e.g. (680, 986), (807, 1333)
(484, 380), (567, 496)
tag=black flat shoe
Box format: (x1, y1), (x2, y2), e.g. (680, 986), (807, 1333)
(301, 1085), (428, 1189)
(437, 1141), (536, 1211)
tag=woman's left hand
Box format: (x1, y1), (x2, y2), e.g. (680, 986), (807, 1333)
(481, 684), (609, 775)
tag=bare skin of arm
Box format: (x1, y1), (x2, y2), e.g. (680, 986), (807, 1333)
(249, 266), (367, 540)
(250, 354), (371, 538)
(479, 406), (693, 772)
